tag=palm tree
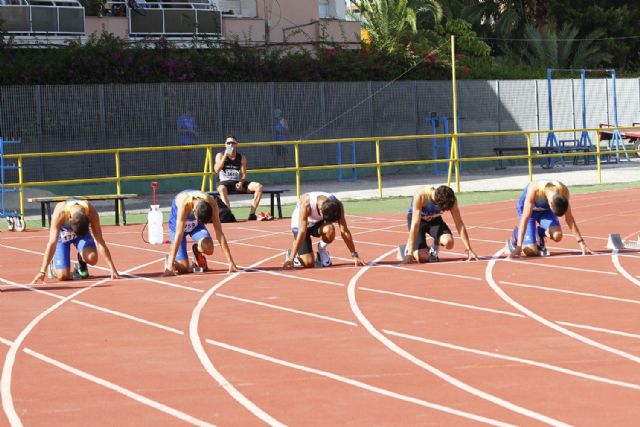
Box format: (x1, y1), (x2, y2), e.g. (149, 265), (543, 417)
(408, 0), (444, 30)
(355, 0), (418, 54)
(520, 22), (612, 69)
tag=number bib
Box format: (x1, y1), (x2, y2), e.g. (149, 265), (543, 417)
(184, 219), (198, 233)
(60, 228), (77, 243)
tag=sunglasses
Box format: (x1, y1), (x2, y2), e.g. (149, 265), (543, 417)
(225, 141), (237, 145)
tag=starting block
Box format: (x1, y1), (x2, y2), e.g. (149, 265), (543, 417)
(607, 234), (624, 250)
(607, 233), (640, 250)
(396, 244), (407, 261)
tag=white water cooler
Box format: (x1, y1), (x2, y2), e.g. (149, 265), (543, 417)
(147, 205), (164, 244)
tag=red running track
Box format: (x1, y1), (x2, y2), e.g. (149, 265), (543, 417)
(0, 187), (639, 426)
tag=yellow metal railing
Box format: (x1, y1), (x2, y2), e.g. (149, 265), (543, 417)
(3, 127), (639, 219)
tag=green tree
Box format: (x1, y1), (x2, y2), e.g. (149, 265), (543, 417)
(407, 0), (444, 30)
(355, 0), (418, 55)
(518, 22), (613, 69)
(546, 0), (640, 71)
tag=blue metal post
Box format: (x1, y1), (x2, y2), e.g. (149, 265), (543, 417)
(545, 68), (560, 168)
(337, 141), (357, 182)
(576, 69), (594, 164)
(609, 69), (628, 162)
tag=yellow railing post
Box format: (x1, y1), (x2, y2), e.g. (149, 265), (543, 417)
(294, 142), (301, 199)
(115, 151), (122, 219)
(18, 155), (24, 218)
(208, 147), (214, 191)
(595, 134), (602, 184)
(450, 34), (460, 192)
(526, 133), (533, 181)
(375, 139), (382, 198)
(201, 147), (212, 192)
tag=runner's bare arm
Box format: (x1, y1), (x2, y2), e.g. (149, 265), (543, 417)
(88, 205), (120, 279)
(563, 200), (593, 255)
(211, 200), (238, 273)
(284, 197), (310, 268)
(450, 202), (478, 261)
(165, 199), (187, 275)
(405, 189), (425, 262)
(32, 203), (64, 283)
(338, 215), (365, 266)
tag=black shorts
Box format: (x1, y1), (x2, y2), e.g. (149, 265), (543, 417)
(218, 180), (250, 194)
(406, 214), (451, 249)
(293, 221), (325, 256)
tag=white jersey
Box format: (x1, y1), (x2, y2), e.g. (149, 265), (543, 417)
(290, 191), (333, 231)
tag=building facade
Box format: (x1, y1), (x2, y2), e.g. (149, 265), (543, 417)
(0, 0), (361, 48)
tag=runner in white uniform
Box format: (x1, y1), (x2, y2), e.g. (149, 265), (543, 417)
(283, 192), (365, 269)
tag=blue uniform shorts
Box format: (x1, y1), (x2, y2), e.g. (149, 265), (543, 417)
(53, 232), (96, 270)
(169, 223), (211, 261)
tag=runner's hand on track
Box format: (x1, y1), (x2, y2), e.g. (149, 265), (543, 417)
(162, 267), (176, 277)
(228, 263), (239, 273)
(465, 249), (479, 261)
(579, 241), (594, 255)
(282, 259), (294, 270)
(31, 271), (46, 284)
(110, 269), (121, 280)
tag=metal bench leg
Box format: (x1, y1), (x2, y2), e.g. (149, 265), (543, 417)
(121, 199), (127, 225)
(45, 202), (52, 227)
(270, 193), (275, 218)
(40, 203), (46, 227)
(276, 193), (283, 218)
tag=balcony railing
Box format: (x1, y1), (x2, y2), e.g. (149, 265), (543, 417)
(120, 0), (221, 37)
(0, 0), (84, 35)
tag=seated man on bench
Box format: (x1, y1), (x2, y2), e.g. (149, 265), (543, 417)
(31, 199), (120, 283)
(214, 135), (264, 220)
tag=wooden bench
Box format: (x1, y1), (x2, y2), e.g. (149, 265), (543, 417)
(207, 188), (289, 219)
(27, 194), (138, 227)
(493, 146), (591, 169)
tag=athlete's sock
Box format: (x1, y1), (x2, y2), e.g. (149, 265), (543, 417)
(318, 241), (328, 250)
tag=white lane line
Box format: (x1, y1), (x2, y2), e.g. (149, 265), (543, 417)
(360, 287), (524, 318)
(611, 232), (640, 289)
(7, 274), (637, 396)
(214, 292), (640, 392)
(205, 339), (515, 427)
(216, 294), (358, 326)
(376, 264), (482, 281)
(504, 258), (617, 275)
(1, 258), (159, 427)
(0, 334), (213, 425)
(500, 280), (640, 305)
(189, 252), (285, 427)
(485, 249), (640, 365)
(348, 250), (570, 427)
(556, 322), (640, 340)
(0, 239), (206, 293)
(22, 345), (215, 426)
(0, 277), (184, 335)
(383, 330), (640, 391)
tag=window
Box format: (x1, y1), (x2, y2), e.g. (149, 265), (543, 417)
(319, 0), (329, 18)
(216, 0), (255, 16)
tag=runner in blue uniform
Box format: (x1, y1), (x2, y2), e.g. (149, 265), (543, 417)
(32, 199), (120, 283)
(283, 192), (365, 269)
(403, 185), (478, 263)
(164, 190), (238, 275)
(506, 180), (593, 257)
